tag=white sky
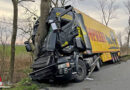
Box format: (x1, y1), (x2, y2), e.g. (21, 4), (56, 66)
(0, 0), (129, 44)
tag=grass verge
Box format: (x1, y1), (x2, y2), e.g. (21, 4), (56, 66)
(3, 78), (39, 90)
(120, 55), (130, 62)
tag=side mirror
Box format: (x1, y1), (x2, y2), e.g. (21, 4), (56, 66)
(24, 41), (32, 52)
(33, 17), (37, 21)
(48, 20), (59, 31)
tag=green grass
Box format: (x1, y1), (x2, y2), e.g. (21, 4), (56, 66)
(15, 45), (27, 55)
(0, 45), (27, 57)
(2, 68), (49, 90)
(3, 77), (39, 90)
(120, 55), (130, 62)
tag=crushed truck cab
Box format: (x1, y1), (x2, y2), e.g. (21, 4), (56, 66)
(25, 5), (120, 82)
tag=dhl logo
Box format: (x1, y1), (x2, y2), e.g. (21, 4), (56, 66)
(88, 29), (106, 42)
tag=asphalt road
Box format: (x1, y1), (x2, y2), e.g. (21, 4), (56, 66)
(44, 60), (130, 90)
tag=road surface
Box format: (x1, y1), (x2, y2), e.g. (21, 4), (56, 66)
(43, 60), (130, 90)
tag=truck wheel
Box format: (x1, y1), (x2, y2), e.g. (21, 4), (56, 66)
(112, 54), (116, 63)
(116, 54), (120, 62)
(99, 58), (103, 66)
(114, 54), (118, 62)
(95, 59), (100, 71)
(74, 59), (86, 82)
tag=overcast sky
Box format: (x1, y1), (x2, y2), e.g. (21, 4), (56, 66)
(74, 0), (129, 33)
(0, 0), (129, 44)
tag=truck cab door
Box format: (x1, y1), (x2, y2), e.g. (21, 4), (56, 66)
(76, 13), (92, 54)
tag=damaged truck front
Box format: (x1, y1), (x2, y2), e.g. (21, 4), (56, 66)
(24, 6), (104, 82)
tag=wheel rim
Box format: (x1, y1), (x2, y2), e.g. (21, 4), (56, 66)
(112, 55), (115, 63)
(115, 55), (118, 62)
(112, 58), (115, 63)
(77, 65), (84, 77)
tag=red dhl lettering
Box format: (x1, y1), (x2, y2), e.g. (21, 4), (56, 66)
(88, 29), (106, 42)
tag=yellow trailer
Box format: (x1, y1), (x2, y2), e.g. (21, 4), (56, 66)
(76, 9), (120, 62)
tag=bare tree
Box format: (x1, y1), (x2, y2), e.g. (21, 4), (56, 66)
(9, 0), (35, 83)
(97, 0), (118, 26)
(117, 31), (123, 48)
(34, 0), (51, 57)
(60, 0), (70, 7)
(18, 11), (36, 39)
(51, 0), (58, 7)
(0, 21), (10, 81)
(51, 0), (70, 7)
(19, 4), (38, 18)
(9, 0), (18, 83)
(124, 0), (130, 55)
(124, 26), (130, 54)
(18, 7), (38, 62)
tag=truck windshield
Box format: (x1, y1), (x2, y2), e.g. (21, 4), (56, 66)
(60, 19), (70, 27)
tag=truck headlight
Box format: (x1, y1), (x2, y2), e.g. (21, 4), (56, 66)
(58, 62), (70, 69)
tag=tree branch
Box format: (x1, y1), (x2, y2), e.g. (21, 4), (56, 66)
(19, 4), (38, 18)
(18, 0), (35, 3)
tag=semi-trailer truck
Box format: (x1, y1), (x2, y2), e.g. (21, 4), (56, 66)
(25, 5), (120, 82)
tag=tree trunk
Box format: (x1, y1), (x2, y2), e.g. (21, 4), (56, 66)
(9, 0), (18, 83)
(127, 30), (130, 55)
(127, 16), (130, 55)
(120, 39), (122, 48)
(34, 0), (50, 58)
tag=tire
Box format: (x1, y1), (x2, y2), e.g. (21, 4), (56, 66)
(54, 71), (72, 83)
(114, 54), (118, 62)
(112, 54), (116, 63)
(95, 59), (101, 71)
(99, 58), (103, 66)
(74, 59), (87, 82)
(116, 54), (120, 62)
